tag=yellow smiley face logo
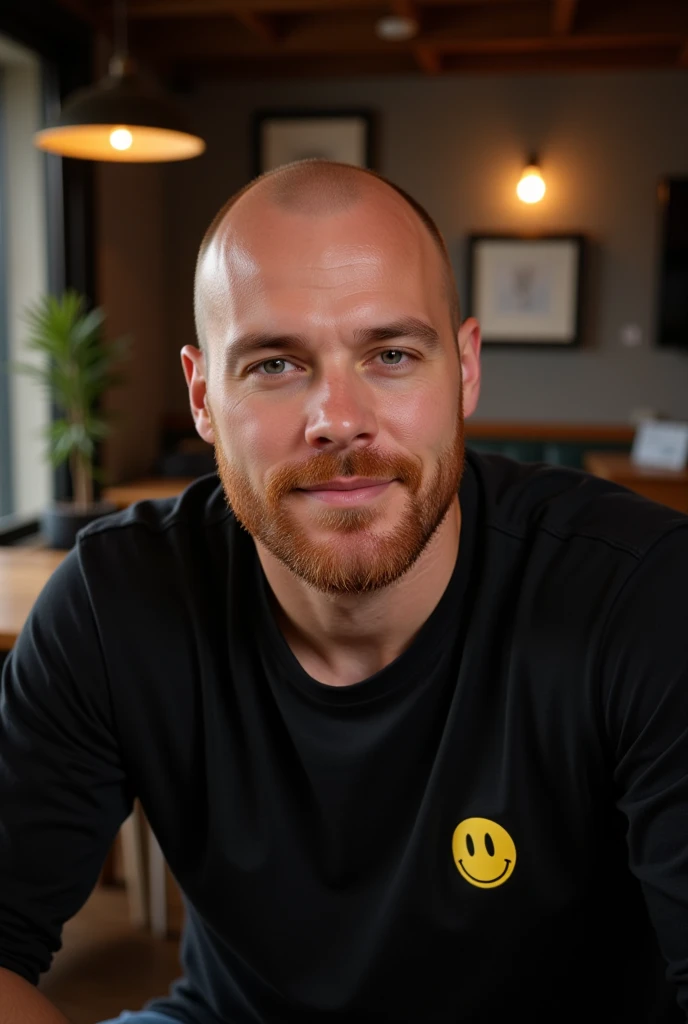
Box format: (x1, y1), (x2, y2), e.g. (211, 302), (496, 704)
(452, 817), (516, 889)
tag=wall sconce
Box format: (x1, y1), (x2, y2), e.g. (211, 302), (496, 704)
(516, 154), (546, 204)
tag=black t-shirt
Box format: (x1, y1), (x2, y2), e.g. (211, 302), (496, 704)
(2, 451), (688, 1023)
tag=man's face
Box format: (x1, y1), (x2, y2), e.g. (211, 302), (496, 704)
(188, 187), (480, 594)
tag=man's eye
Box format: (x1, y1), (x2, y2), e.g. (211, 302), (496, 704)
(379, 350), (406, 365)
(254, 358), (296, 375)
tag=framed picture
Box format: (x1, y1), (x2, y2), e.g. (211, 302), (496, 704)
(253, 110), (374, 177)
(467, 234), (585, 347)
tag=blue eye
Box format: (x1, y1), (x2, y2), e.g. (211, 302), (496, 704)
(379, 350), (405, 365)
(255, 358), (297, 375)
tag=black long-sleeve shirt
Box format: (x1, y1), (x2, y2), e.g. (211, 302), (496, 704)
(1, 451), (688, 1022)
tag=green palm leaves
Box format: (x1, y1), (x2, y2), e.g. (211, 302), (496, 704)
(14, 291), (128, 509)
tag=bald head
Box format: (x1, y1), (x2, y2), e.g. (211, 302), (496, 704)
(194, 160), (460, 358)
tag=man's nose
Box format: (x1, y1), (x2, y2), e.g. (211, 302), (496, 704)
(304, 371), (378, 452)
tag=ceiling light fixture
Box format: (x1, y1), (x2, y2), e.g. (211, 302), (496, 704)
(516, 153), (546, 204)
(34, 0), (206, 163)
(375, 14), (419, 42)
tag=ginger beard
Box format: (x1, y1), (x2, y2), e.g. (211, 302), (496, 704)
(213, 396), (465, 595)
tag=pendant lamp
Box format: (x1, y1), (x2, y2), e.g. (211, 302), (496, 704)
(34, 1), (205, 163)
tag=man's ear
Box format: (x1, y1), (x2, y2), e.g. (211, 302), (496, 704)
(181, 345), (215, 445)
(457, 317), (482, 419)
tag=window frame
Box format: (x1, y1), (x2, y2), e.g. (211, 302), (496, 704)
(0, 70), (11, 518)
(0, 0), (95, 541)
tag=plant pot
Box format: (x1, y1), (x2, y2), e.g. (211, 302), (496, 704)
(41, 500), (118, 550)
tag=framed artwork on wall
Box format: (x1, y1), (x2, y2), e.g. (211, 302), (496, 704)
(467, 234), (585, 347)
(253, 110), (374, 176)
(656, 177), (688, 349)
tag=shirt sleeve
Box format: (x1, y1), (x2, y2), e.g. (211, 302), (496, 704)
(599, 524), (688, 1013)
(0, 549), (131, 984)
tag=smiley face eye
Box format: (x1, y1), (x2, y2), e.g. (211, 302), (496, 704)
(466, 833), (475, 856)
(485, 833), (495, 857)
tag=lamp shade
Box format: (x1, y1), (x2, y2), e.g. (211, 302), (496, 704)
(34, 63), (206, 163)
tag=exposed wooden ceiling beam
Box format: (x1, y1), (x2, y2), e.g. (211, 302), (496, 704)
(136, 24), (685, 59)
(234, 10), (278, 41)
(552, 0), (577, 36)
(442, 45), (676, 73)
(128, 1), (240, 16)
(439, 32), (680, 56)
(414, 44), (440, 74)
(125, 0), (528, 16)
(182, 51), (418, 77)
(582, 0), (688, 36)
(167, 44), (679, 79)
(390, 0), (422, 38)
(56, 0), (109, 29)
(391, 0), (418, 20)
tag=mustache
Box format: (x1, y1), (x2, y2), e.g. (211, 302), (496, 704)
(265, 447), (423, 505)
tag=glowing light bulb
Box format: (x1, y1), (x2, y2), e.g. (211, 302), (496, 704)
(517, 164), (546, 204)
(110, 127), (133, 151)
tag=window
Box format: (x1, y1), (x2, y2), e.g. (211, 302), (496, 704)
(0, 33), (50, 519)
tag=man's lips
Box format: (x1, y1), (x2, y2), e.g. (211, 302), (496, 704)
(298, 477), (394, 492)
(295, 478), (397, 506)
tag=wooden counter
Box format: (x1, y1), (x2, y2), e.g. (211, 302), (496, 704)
(102, 477), (195, 510)
(583, 452), (688, 514)
(0, 548), (66, 651)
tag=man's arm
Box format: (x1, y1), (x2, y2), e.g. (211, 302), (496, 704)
(0, 552), (131, 996)
(0, 967), (70, 1024)
(599, 524), (688, 1014)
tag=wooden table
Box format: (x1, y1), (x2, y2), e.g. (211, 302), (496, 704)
(102, 477), (195, 510)
(583, 452), (688, 514)
(0, 548), (66, 650)
(0, 547), (173, 935)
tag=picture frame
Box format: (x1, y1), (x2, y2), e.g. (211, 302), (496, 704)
(253, 110), (374, 177)
(466, 234), (585, 347)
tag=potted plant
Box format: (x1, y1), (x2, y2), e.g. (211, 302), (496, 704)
(13, 290), (129, 549)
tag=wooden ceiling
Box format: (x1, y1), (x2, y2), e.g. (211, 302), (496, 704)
(60, 0), (688, 79)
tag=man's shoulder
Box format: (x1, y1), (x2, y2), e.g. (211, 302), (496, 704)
(75, 473), (233, 561)
(467, 448), (688, 561)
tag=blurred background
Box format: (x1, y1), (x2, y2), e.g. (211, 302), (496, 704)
(1, 1), (688, 1020)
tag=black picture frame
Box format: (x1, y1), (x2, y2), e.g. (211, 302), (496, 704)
(253, 109), (375, 177)
(466, 233), (585, 348)
(656, 177), (688, 350)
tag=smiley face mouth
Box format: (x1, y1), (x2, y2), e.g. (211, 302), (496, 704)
(458, 859), (511, 884)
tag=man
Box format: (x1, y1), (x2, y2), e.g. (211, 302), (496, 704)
(0, 160), (687, 1024)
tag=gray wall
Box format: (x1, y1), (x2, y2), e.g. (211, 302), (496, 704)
(161, 69), (688, 424)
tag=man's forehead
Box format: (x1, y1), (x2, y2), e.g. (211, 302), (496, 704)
(195, 173), (457, 348)
(203, 198), (437, 289)
(228, 182), (424, 246)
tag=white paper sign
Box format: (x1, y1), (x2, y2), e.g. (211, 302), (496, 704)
(631, 420), (688, 471)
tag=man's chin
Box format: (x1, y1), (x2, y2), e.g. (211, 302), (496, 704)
(285, 552), (413, 596)
(262, 518), (430, 595)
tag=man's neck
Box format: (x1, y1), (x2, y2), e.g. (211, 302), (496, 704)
(255, 497), (462, 687)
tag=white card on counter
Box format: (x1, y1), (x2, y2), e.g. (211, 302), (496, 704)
(631, 420), (688, 471)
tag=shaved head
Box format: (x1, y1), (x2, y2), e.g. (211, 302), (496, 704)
(194, 159), (460, 358)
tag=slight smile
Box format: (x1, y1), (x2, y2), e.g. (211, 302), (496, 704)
(458, 859), (511, 884)
(296, 478), (396, 506)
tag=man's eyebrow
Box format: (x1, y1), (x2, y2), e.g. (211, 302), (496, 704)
(224, 332), (309, 372)
(224, 316), (441, 372)
(352, 317), (441, 349)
